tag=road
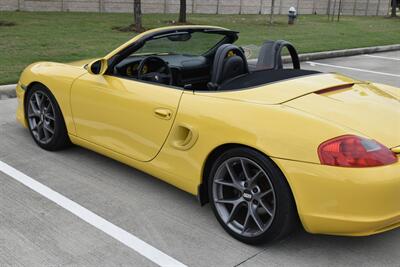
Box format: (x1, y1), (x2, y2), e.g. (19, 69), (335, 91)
(0, 51), (399, 266)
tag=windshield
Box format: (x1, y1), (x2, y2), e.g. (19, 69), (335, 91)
(133, 31), (227, 56)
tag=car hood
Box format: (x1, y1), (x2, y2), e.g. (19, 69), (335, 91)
(285, 82), (400, 148)
(66, 58), (95, 67)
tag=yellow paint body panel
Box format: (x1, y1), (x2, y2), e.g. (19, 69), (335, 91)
(275, 157), (400, 235)
(70, 74), (183, 161)
(15, 25), (400, 237)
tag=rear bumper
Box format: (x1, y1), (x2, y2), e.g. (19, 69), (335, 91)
(274, 157), (400, 236)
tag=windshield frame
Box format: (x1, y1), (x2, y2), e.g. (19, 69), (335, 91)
(106, 27), (238, 72)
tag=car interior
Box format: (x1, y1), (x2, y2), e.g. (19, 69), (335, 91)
(108, 28), (320, 91)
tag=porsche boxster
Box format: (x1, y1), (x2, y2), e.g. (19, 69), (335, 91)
(16, 25), (400, 244)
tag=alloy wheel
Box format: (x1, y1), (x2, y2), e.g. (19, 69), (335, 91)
(212, 157), (276, 237)
(27, 91), (56, 144)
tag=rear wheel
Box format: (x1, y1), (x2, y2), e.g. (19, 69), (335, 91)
(25, 84), (70, 151)
(208, 147), (298, 244)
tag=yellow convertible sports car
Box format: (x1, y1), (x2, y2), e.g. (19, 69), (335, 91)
(16, 25), (400, 244)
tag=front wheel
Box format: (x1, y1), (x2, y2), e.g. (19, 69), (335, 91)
(208, 147), (298, 244)
(25, 84), (71, 151)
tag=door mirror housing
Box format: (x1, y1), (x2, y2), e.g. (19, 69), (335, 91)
(87, 58), (108, 75)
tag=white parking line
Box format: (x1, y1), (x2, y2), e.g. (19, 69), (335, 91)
(362, 54), (400, 61)
(0, 160), (186, 267)
(306, 61), (400, 78)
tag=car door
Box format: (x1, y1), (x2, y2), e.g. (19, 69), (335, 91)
(70, 73), (183, 162)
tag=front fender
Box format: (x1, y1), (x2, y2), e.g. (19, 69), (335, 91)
(18, 62), (87, 135)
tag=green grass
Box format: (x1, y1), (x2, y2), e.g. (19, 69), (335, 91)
(1, 11), (399, 84)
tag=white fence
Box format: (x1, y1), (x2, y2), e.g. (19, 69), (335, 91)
(0, 0), (392, 16)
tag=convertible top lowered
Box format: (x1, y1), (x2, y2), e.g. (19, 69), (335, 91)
(15, 25), (400, 244)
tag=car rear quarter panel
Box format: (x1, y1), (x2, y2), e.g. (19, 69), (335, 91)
(150, 91), (361, 194)
(18, 62), (87, 135)
(151, 92), (400, 236)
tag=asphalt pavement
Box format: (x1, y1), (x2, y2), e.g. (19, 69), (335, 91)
(0, 51), (399, 266)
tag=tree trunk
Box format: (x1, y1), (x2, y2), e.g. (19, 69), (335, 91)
(269, 0), (275, 24)
(134, 0), (142, 32)
(179, 0), (187, 23)
(392, 0), (398, 17)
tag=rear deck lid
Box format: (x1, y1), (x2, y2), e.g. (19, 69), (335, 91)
(196, 73), (360, 104)
(286, 83), (400, 148)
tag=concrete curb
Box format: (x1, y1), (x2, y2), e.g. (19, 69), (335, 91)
(294, 44), (400, 62)
(0, 84), (17, 99)
(249, 44), (400, 64)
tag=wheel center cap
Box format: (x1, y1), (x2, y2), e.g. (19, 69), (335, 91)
(243, 190), (253, 201)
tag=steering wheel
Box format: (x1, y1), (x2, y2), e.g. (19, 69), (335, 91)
(137, 56), (172, 85)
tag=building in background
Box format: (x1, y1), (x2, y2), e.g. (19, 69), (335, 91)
(0, 0), (392, 16)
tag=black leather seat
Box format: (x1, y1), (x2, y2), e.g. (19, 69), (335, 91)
(208, 44), (249, 90)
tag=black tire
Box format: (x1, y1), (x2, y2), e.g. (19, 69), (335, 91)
(208, 147), (298, 244)
(25, 84), (71, 151)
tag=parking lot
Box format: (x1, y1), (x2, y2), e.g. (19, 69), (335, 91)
(0, 51), (399, 266)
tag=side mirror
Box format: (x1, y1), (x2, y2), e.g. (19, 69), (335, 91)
(87, 58), (108, 75)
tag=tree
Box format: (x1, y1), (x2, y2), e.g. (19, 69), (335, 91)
(392, 0), (398, 17)
(134, 0), (142, 32)
(179, 0), (187, 23)
(269, 0), (276, 24)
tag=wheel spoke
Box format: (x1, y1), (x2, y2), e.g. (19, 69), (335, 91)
(28, 112), (39, 118)
(44, 113), (55, 121)
(259, 199), (273, 217)
(250, 206), (264, 231)
(226, 199), (243, 223)
(32, 130), (39, 139)
(37, 124), (44, 141)
(242, 207), (251, 233)
(240, 159), (250, 180)
(249, 170), (263, 186)
(34, 93), (43, 109)
(225, 162), (242, 187)
(43, 125), (50, 139)
(29, 100), (40, 115)
(215, 198), (239, 205)
(31, 120), (38, 131)
(215, 180), (241, 191)
(259, 189), (273, 199)
(43, 124), (54, 134)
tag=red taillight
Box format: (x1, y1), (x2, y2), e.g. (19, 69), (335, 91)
(318, 135), (398, 167)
